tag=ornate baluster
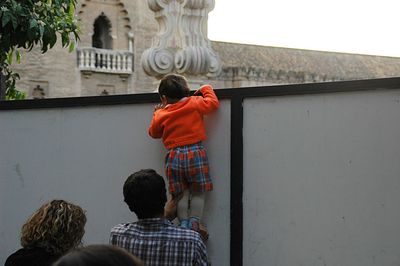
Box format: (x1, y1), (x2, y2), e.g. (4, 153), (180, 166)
(122, 55), (127, 71)
(116, 55), (120, 71)
(78, 50), (84, 68)
(112, 52), (117, 71)
(107, 53), (111, 70)
(90, 50), (95, 69)
(77, 48), (134, 73)
(127, 53), (132, 71)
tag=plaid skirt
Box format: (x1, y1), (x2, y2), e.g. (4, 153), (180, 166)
(165, 142), (213, 194)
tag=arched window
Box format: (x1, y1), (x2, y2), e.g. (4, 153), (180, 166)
(92, 13), (113, 49)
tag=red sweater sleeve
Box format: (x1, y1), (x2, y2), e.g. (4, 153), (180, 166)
(148, 111), (163, 139)
(193, 85), (219, 114)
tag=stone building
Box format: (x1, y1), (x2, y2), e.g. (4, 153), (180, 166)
(11, 0), (400, 99)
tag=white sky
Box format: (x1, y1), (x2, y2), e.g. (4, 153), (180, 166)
(208, 0), (400, 58)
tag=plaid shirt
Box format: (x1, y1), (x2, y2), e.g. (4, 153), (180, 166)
(110, 218), (209, 266)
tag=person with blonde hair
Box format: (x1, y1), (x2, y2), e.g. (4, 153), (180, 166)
(53, 244), (143, 266)
(5, 199), (86, 266)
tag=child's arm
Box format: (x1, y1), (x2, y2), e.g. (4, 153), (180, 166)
(148, 111), (163, 138)
(193, 85), (219, 114)
(149, 97), (167, 138)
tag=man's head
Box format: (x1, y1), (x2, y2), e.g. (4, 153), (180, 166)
(158, 74), (190, 100)
(123, 169), (167, 219)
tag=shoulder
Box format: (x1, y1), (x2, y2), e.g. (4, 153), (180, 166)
(110, 222), (137, 234)
(5, 248), (59, 266)
(165, 223), (204, 242)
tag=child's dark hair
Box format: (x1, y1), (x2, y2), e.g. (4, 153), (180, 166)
(158, 74), (190, 99)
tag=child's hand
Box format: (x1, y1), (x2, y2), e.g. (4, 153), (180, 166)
(164, 193), (184, 220)
(154, 103), (165, 111)
(154, 95), (168, 111)
(194, 89), (203, 97)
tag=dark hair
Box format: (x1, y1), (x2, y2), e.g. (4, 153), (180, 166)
(20, 199), (86, 255)
(123, 169), (167, 219)
(158, 74), (190, 99)
(53, 245), (143, 266)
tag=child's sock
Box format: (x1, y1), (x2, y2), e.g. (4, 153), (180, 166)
(179, 219), (190, 229)
(188, 216), (200, 230)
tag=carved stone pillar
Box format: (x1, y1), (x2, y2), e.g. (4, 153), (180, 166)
(141, 0), (221, 78)
(127, 32), (134, 52)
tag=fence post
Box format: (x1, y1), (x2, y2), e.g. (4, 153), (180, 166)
(231, 94), (243, 266)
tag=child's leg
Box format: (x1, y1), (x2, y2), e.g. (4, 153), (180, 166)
(190, 191), (205, 218)
(177, 189), (190, 227)
(189, 191), (205, 228)
(188, 191), (209, 240)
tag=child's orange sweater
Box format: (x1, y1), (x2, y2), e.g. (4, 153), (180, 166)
(149, 85), (219, 149)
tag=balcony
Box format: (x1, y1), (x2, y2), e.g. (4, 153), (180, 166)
(77, 47), (133, 74)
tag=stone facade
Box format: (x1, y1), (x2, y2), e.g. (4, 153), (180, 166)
(213, 42), (400, 87)
(11, 0), (400, 98)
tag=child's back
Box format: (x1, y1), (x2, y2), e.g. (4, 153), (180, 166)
(149, 77), (219, 149)
(148, 74), (219, 234)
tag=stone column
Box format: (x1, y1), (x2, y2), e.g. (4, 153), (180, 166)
(127, 32), (134, 52)
(141, 0), (221, 79)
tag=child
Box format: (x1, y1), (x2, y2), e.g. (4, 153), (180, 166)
(148, 74), (219, 231)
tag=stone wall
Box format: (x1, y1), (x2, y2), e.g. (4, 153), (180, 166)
(9, 0), (400, 98)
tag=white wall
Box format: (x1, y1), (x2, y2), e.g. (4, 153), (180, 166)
(243, 90), (400, 266)
(2, 86), (400, 266)
(0, 101), (230, 265)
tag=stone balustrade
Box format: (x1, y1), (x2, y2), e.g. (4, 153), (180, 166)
(77, 48), (133, 74)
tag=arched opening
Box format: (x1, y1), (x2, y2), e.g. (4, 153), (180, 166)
(92, 13), (113, 49)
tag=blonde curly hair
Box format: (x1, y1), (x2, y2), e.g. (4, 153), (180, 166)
(20, 199), (86, 255)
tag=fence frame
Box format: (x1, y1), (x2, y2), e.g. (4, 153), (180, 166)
(2, 77), (400, 266)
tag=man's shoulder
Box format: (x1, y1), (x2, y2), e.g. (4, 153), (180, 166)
(145, 218), (202, 239)
(164, 223), (205, 243)
(110, 222), (136, 234)
(166, 222), (199, 235)
(111, 219), (203, 243)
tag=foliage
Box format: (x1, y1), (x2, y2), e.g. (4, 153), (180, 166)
(0, 0), (79, 100)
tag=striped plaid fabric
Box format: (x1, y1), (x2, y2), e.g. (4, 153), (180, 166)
(110, 218), (209, 266)
(165, 142), (213, 194)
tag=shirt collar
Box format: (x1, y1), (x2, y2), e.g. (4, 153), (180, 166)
(136, 217), (172, 226)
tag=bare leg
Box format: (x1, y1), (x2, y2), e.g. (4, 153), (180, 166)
(177, 189), (190, 226)
(189, 191), (205, 220)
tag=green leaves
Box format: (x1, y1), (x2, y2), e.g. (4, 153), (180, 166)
(0, 0), (79, 100)
(1, 1), (19, 29)
(29, 18), (38, 29)
(1, 12), (11, 27)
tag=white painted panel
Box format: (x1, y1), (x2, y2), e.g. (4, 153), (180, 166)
(243, 90), (400, 266)
(0, 100), (230, 265)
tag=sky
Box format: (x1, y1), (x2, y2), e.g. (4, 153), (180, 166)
(208, 0), (400, 58)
